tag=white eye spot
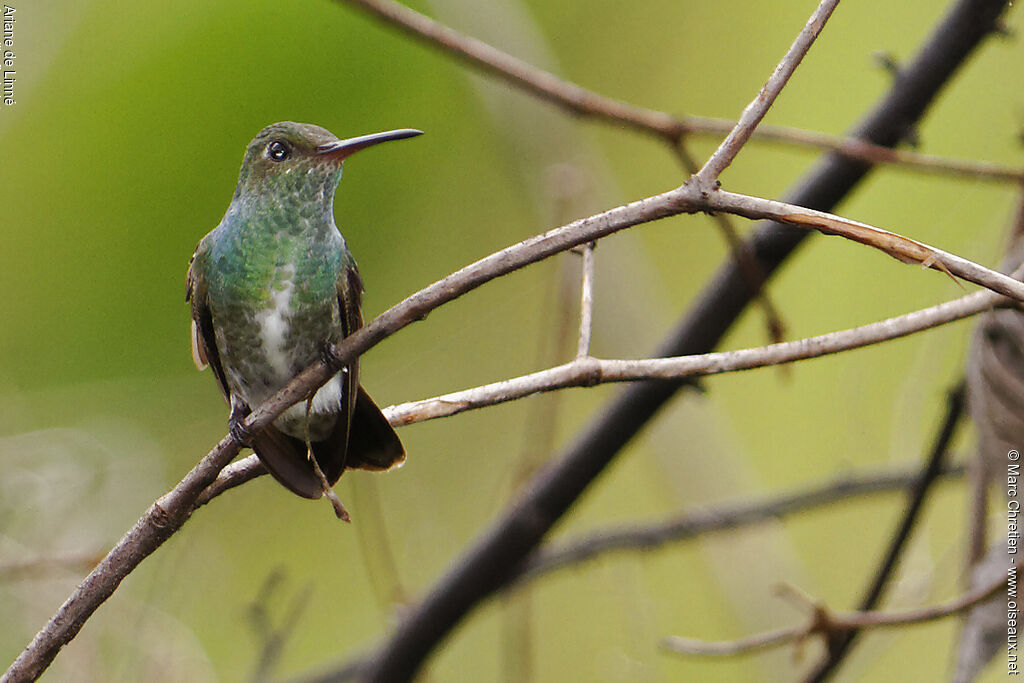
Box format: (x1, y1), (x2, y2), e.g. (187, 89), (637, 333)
(266, 140), (290, 161)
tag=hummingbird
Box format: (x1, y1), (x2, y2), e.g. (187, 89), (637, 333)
(186, 121), (419, 509)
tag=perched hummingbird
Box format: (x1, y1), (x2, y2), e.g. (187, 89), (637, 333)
(186, 122), (419, 504)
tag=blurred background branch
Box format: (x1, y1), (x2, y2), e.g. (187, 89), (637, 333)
(511, 460), (967, 590)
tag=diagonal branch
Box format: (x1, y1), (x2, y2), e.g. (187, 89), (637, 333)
(336, 0), (680, 138)
(703, 189), (1024, 298)
(695, 0), (841, 183)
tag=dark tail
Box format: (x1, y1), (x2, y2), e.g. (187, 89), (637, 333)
(345, 385), (406, 471)
(250, 385), (405, 499)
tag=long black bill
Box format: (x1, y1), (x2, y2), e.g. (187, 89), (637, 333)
(317, 128), (423, 160)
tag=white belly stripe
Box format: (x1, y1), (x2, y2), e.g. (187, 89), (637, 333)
(255, 264), (296, 378)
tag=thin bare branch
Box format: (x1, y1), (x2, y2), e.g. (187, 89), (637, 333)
(0, 183), (681, 683)
(336, 0), (1024, 186)
(696, 0), (841, 183)
(663, 557), (1017, 657)
(201, 260), (1021, 503)
(704, 189), (1024, 301)
(700, 118), (1024, 184)
(385, 288), (996, 425)
(336, 0), (680, 139)
(194, 457), (265, 507)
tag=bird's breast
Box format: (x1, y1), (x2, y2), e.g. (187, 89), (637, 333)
(254, 263), (298, 380)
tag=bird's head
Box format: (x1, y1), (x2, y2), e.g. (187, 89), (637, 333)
(232, 121), (422, 203)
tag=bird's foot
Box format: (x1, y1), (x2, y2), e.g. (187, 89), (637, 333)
(228, 418), (253, 447)
(228, 402), (253, 446)
(319, 342), (340, 369)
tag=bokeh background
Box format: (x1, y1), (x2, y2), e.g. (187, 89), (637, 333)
(2, 0), (1023, 680)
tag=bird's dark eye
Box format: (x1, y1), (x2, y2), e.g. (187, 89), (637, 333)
(266, 140), (290, 162)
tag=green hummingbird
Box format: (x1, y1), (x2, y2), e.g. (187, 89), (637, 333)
(186, 121), (419, 505)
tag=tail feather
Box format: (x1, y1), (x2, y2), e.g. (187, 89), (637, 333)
(249, 385), (404, 499)
(250, 426), (331, 499)
(346, 385), (406, 471)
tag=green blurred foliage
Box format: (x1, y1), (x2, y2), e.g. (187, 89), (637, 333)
(1, 0), (1022, 680)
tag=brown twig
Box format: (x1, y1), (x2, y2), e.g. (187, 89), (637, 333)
(684, 116), (1024, 184)
(663, 556), (1016, 657)
(695, 0), (841, 183)
(335, 0), (680, 138)
(336, 0), (1024, 186)
(0, 165), (708, 683)
(384, 287), (1000, 425)
(0, 178), (673, 683)
(199, 260), (1021, 501)
(703, 189), (1024, 300)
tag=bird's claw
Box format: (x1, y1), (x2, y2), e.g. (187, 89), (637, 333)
(319, 342), (340, 368)
(229, 418), (253, 447)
